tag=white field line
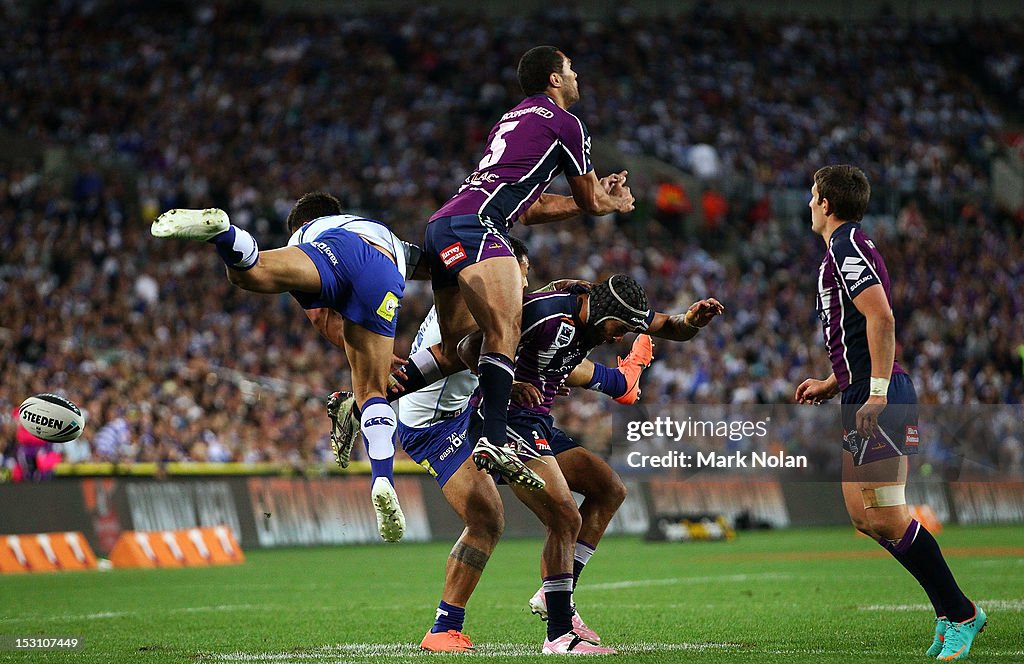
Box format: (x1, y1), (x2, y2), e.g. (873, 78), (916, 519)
(0, 604), (261, 624)
(198, 641), (1024, 662)
(199, 641), (744, 661)
(587, 572), (792, 590)
(859, 599), (1024, 612)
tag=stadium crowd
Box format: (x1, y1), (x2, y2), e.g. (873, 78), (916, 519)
(1, 2), (1022, 480)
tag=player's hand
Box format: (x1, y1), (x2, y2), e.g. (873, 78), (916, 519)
(392, 355), (408, 373)
(684, 298), (725, 327)
(794, 378), (837, 404)
(555, 382), (571, 397)
(510, 381), (543, 408)
(599, 170), (628, 193)
(856, 396), (887, 438)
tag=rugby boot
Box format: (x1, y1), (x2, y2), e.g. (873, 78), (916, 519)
(326, 391), (359, 468)
(371, 476), (405, 542)
(613, 334), (654, 404)
(471, 437), (545, 489)
(542, 632), (617, 655)
(420, 629), (473, 652)
(938, 604), (987, 660)
(530, 588), (602, 644)
(151, 208), (230, 240)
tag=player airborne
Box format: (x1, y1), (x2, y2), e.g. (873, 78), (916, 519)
(328, 45), (634, 490)
(794, 165), (985, 660)
(152, 193), (423, 543)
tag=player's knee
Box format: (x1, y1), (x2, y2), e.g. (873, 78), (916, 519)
(849, 515), (875, 539)
(606, 478), (628, 510)
(548, 500), (583, 539)
(471, 505), (505, 544)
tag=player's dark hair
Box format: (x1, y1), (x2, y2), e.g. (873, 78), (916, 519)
(814, 165), (870, 222)
(508, 235), (529, 261)
(518, 46), (564, 96)
(287, 191), (342, 233)
(589, 274), (651, 332)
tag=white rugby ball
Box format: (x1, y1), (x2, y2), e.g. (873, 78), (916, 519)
(18, 394), (86, 443)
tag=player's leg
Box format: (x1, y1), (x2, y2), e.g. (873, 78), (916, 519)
(457, 255), (523, 437)
(152, 208), (322, 294)
(844, 455), (982, 658)
(421, 457), (505, 652)
(526, 440), (623, 644)
(343, 319), (405, 542)
(510, 459), (616, 654)
(556, 446), (627, 584)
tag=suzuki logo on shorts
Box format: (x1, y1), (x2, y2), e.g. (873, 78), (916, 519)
(441, 242), (467, 267)
(905, 425), (919, 447)
(364, 416), (395, 428)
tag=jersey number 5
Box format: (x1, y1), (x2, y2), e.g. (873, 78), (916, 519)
(478, 121), (520, 169)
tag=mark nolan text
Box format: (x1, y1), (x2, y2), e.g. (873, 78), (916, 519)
(627, 450), (808, 469)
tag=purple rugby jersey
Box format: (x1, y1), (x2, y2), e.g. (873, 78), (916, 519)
(816, 223), (905, 391)
(430, 95), (593, 229)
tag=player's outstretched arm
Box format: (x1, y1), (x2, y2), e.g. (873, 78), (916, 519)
(647, 298), (724, 342)
(520, 171), (630, 226)
(566, 170), (635, 217)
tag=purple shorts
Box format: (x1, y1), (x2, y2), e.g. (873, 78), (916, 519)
(423, 214), (516, 290)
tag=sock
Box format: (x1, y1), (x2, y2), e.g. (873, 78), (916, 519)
(880, 519), (973, 622)
(877, 536), (945, 617)
(584, 362), (628, 399)
(431, 600), (465, 634)
(572, 540), (596, 588)
(388, 348), (443, 403)
(478, 353), (515, 444)
(543, 574), (575, 641)
(208, 226), (258, 270)
(360, 397), (396, 486)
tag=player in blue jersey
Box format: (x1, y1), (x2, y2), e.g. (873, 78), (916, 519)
(379, 45), (635, 491)
(459, 275), (723, 654)
(794, 165), (984, 660)
(152, 193), (426, 543)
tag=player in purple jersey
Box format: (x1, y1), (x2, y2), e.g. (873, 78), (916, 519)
(460, 275), (723, 654)
(794, 165), (985, 660)
(380, 45), (635, 492)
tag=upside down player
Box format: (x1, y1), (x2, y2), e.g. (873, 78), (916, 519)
(460, 274), (723, 654)
(795, 165), (984, 660)
(399, 241), (654, 653)
(152, 193), (425, 543)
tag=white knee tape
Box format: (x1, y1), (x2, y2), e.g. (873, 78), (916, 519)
(862, 484), (906, 509)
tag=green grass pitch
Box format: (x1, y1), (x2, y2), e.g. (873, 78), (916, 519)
(1, 525), (1021, 662)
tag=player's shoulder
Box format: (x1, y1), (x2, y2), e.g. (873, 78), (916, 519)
(828, 222), (870, 254)
(523, 290), (577, 322)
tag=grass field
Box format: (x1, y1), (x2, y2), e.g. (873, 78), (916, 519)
(1, 525), (1022, 662)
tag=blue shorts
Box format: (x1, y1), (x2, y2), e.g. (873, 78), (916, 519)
(292, 228), (405, 337)
(398, 410), (472, 488)
(423, 215), (516, 290)
(841, 372), (920, 466)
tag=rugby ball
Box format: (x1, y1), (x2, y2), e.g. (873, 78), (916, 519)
(18, 394), (86, 443)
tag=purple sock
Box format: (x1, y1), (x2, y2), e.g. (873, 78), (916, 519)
(431, 600), (465, 634)
(477, 353), (515, 445)
(880, 519), (972, 622)
(543, 574), (574, 641)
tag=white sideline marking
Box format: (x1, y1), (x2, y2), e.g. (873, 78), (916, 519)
(859, 599), (1024, 612)
(199, 642), (743, 661)
(1, 604), (260, 624)
(587, 572), (792, 590)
